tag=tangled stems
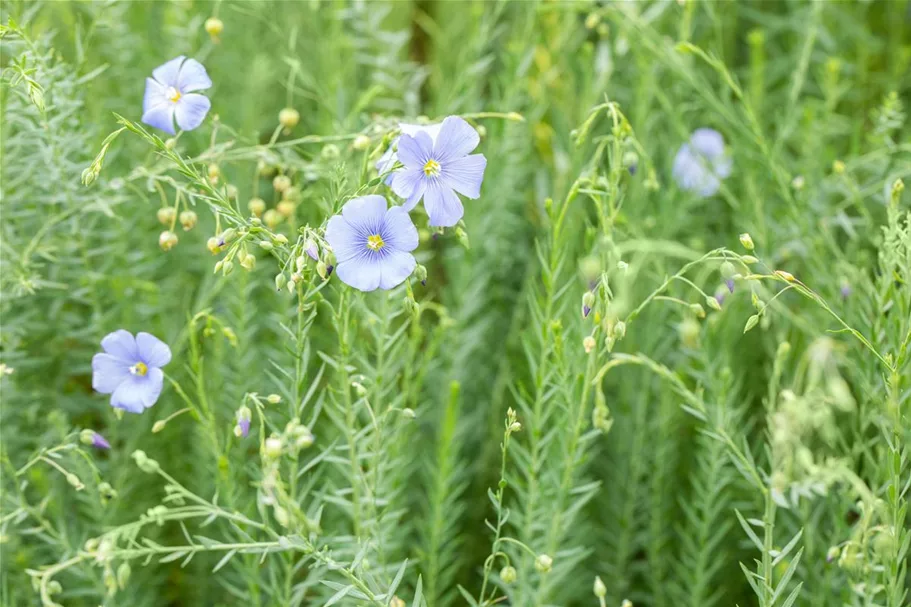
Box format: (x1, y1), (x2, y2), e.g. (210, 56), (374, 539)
(29, 454), (386, 607)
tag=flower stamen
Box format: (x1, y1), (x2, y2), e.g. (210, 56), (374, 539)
(167, 87), (182, 103)
(366, 234), (385, 251)
(130, 362), (149, 377)
(423, 159), (441, 177)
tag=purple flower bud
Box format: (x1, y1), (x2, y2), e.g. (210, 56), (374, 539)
(237, 418), (250, 438)
(421, 280), (426, 287)
(305, 241), (319, 261)
(326, 264), (334, 277)
(92, 432), (111, 449)
(725, 279), (735, 293)
(582, 305), (592, 318)
(627, 164), (637, 176)
(715, 292), (726, 307)
(840, 284), (851, 298)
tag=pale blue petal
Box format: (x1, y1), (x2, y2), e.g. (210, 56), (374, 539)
(696, 173), (721, 197)
(174, 93), (210, 131)
(401, 181), (425, 211)
(378, 250), (416, 290)
(142, 104), (176, 135)
(690, 128), (725, 159)
(325, 214), (365, 264)
(441, 153), (486, 199)
(177, 58), (212, 92)
(423, 180), (464, 227)
(92, 353), (131, 394)
(101, 330), (138, 361)
(111, 368), (163, 413)
(376, 142), (398, 177)
(152, 56), (185, 87)
(400, 122), (442, 141)
(397, 131), (433, 168)
(713, 155), (733, 179)
(391, 168), (425, 200)
(433, 116), (480, 163)
(382, 206), (419, 252)
(136, 332), (171, 368)
(143, 78), (168, 114)
(335, 257), (382, 292)
(341, 195), (387, 233)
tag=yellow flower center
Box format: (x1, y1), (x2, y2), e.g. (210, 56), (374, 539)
(167, 87), (182, 103)
(366, 234), (385, 251)
(130, 362), (149, 377)
(423, 159), (441, 177)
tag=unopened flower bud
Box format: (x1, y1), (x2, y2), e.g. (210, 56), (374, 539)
(890, 178), (904, 206)
(613, 320), (626, 339)
(81, 429), (111, 449)
(833, 160), (845, 174)
(259, 240), (274, 252)
(706, 295), (722, 311)
(720, 261), (736, 279)
(295, 432), (314, 449)
(826, 545), (840, 563)
(508, 421), (522, 433)
(179, 210), (198, 231)
(389, 597), (406, 607)
(739, 232), (754, 251)
(220, 260), (234, 276)
(116, 562), (131, 589)
(240, 252), (256, 271)
(321, 144), (340, 160)
(690, 303), (706, 319)
(316, 261), (328, 279)
(593, 576), (606, 598)
(583, 335), (596, 353)
(204, 17), (224, 37)
(415, 264), (427, 285)
(744, 314), (760, 333)
(248, 197), (266, 216)
(207, 164), (220, 183)
(535, 554), (553, 573)
(275, 273), (288, 291)
(277, 200), (296, 217)
(775, 270), (796, 282)
(582, 291), (595, 318)
(279, 108), (300, 130)
(157, 207), (176, 225)
(621, 600), (633, 607)
(455, 227), (470, 249)
(67, 473), (84, 490)
(353, 134), (371, 151)
(272, 175), (291, 193)
(500, 566), (517, 584)
(47, 580), (62, 595)
(263, 209), (282, 228)
(264, 437), (283, 459)
(159, 230), (178, 251)
(402, 408), (416, 419)
(132, 450), (159, 473)
(206, 237), (222, 255)
(266, 394), (282, 404)
(152, 420), (166, 433)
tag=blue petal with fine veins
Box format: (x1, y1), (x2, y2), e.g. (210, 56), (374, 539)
(325, 195), (419, 292)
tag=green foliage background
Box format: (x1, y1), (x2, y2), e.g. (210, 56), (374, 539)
(1, 1), (910, 606)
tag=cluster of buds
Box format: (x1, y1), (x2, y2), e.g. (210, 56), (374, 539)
(284, 418), (315, 452)
(505, 407), (521, 435)
(604, 319), (626, 352)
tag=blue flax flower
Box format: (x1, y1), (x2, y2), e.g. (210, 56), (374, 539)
(142, 56), (212, 135)
(391, 116), (487, 227)
(672, 128), (732, 197)
(376, 122), (444, 182)
(92, 330), (171, 413)
(325, 195), (418, 292)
